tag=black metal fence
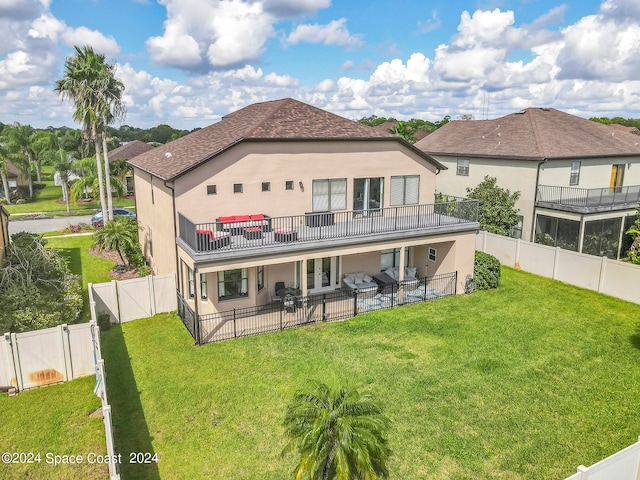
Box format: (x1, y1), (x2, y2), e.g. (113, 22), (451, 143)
(178, 200), (478, 254)
(536, 184), (640, 212)
(177, 272), (458, 344)
(177, 291), (197, 341)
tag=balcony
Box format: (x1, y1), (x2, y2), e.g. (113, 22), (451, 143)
(536, 185), (640, 213)
(177, 200), (479, 262)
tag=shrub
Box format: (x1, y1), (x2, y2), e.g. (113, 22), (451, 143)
(97, 312), (112, 331)
(0, 233), (82, 332)
(474, 251), (501, 290)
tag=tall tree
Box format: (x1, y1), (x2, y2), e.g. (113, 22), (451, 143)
(466, 176), (521, 236)
(0, 142), (12, 204)
(55, 45), (126, 221)
(626, 208), (640, 265)
(283, 380), (391, 480)
(1, 123), (36, 198)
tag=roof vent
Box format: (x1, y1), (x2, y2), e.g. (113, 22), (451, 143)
(611, 132), (615, 137)
(165, 152), (172, 158)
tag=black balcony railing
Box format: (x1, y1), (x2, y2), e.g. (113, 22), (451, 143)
(536, 184), (640, 213)
(178, 200), (479, 254)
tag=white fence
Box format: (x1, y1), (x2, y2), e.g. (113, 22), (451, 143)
(476, 231), (640, 305)
(0, 323), (95, 391)
(89, 274), (177, 323)
(564, 437), (640, 480)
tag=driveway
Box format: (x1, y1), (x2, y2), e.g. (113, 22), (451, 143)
(8, 215), (93, 235)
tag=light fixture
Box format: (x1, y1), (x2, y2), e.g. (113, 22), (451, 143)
(298, 181), (304, 192)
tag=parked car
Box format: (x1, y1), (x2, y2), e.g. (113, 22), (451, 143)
(91, 207), (136, 227)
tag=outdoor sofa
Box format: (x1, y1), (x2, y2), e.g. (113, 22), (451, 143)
(385, 266), (420, 290)
(342, 272), (378, 297)
(216, 214), (272, 235)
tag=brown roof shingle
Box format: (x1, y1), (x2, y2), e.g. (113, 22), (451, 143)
(128, 98), (399, 180)
(416, 108), (640, 160)
(109, 140), (155, 160)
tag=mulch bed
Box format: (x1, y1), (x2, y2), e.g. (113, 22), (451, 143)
(87, 246), (140, 280)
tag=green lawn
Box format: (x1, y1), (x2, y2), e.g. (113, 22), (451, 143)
(101, 267), (640, 480)
(45, 235), (116, 320)
(4, 179), (134, 216)
(0, 377), (108, 480)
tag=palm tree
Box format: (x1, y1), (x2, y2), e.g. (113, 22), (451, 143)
(0, 142), (13, 204)
(70, 156), (125, 204)
(1, 123), (36, 198)
(93, 217), (138, 266)
(283, 380), (391, 480)
(55, 45), (126, 222)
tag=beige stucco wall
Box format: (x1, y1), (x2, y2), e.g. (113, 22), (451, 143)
(538, 156), (640, 188)
(173, 141), (438, 222)
(185, 229), (477, 315)
(133, 167), (177, 276)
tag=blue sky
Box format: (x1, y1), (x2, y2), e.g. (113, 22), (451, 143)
(1, 0), (639, 129)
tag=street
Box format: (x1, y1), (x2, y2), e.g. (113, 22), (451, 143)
(8, 215), (93, 235)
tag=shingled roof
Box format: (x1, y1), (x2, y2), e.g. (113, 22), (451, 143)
(128, 98), (413, 180)
(109, 140), (155, 160)
(416, 108), (640, 161)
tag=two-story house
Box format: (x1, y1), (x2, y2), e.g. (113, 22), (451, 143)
(0, 206), (9, 261)
(108, 140), (155, 196)
(129, 98), (479, 342)
(417, 108), (640, 259)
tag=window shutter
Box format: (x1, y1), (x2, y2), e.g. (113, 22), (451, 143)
(405, 176), (419, 204)
(331, 179), (347, 210)
(312, 180), (329, 211)
(390, 176), (404, 206)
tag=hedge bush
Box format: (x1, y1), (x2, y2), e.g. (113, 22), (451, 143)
(474, 251), (501, 290)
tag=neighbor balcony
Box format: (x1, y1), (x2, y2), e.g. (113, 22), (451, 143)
(177, 199), (479, 262)
(536, 184), (640, 213)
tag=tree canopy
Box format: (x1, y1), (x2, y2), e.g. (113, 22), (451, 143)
(466, 176), (521, 236)
(283, 380), (391, 480)
(0, 233), (82, 332)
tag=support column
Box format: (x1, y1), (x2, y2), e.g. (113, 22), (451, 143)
(301, 259), (308, 297)
(398, 246), (406, 304)
(578, 214), (586, 253)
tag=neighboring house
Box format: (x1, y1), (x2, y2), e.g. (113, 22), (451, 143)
(108, 140), (155, 195)
(128, 98), (479, 324)
(7, 160), (25, 188)
(417, 108), (640, 259)
(0, 206), (9, 262)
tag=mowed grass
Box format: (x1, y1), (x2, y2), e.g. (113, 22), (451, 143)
(0, 377), (108, 480)
(101, 267), (640, 480)
(45, 235), (115, 321)
(4, 178), (134, 216)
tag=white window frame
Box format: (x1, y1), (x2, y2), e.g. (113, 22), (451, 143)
(312, 178), (347, 211)
(457, 159), (470, 176)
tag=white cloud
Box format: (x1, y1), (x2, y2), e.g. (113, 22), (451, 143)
(418, 9), (442, 33)
(340, 60), (354, 70)
(314, 78), (334, 92)
(264, 72), (299, 86)
(262, 0), (331, 17)
(286, 18), (363, 49)
(60, 27), (120, 57)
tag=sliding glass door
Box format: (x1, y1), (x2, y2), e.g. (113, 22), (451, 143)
(353, 177), (383, 216)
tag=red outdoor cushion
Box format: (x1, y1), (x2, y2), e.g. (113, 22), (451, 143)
(218, 216), (235, 223)
(250, 214), (265, 220)
(235, 215), (251, 222)
(196, 229), (214, 239)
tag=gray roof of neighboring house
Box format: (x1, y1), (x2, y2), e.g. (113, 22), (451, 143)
(109, 140), (155, 160)
(129, 98), (443, 180)
(416, 108), (640, 161)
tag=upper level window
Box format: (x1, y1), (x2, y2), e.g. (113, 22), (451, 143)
(457, 159), (470, 176)
(207, 184), (217, 195)
(233, 183), (243, 193)
(312, 179), (347, 211)
(285, 180), (294, 190)
(390, 175), (419, 206)
(262, 182), (270, 192)
(570, 162), (580, 186)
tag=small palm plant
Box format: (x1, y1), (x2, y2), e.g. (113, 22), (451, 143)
(282, 380), (391, 480)
(93, 217), (138, 267)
